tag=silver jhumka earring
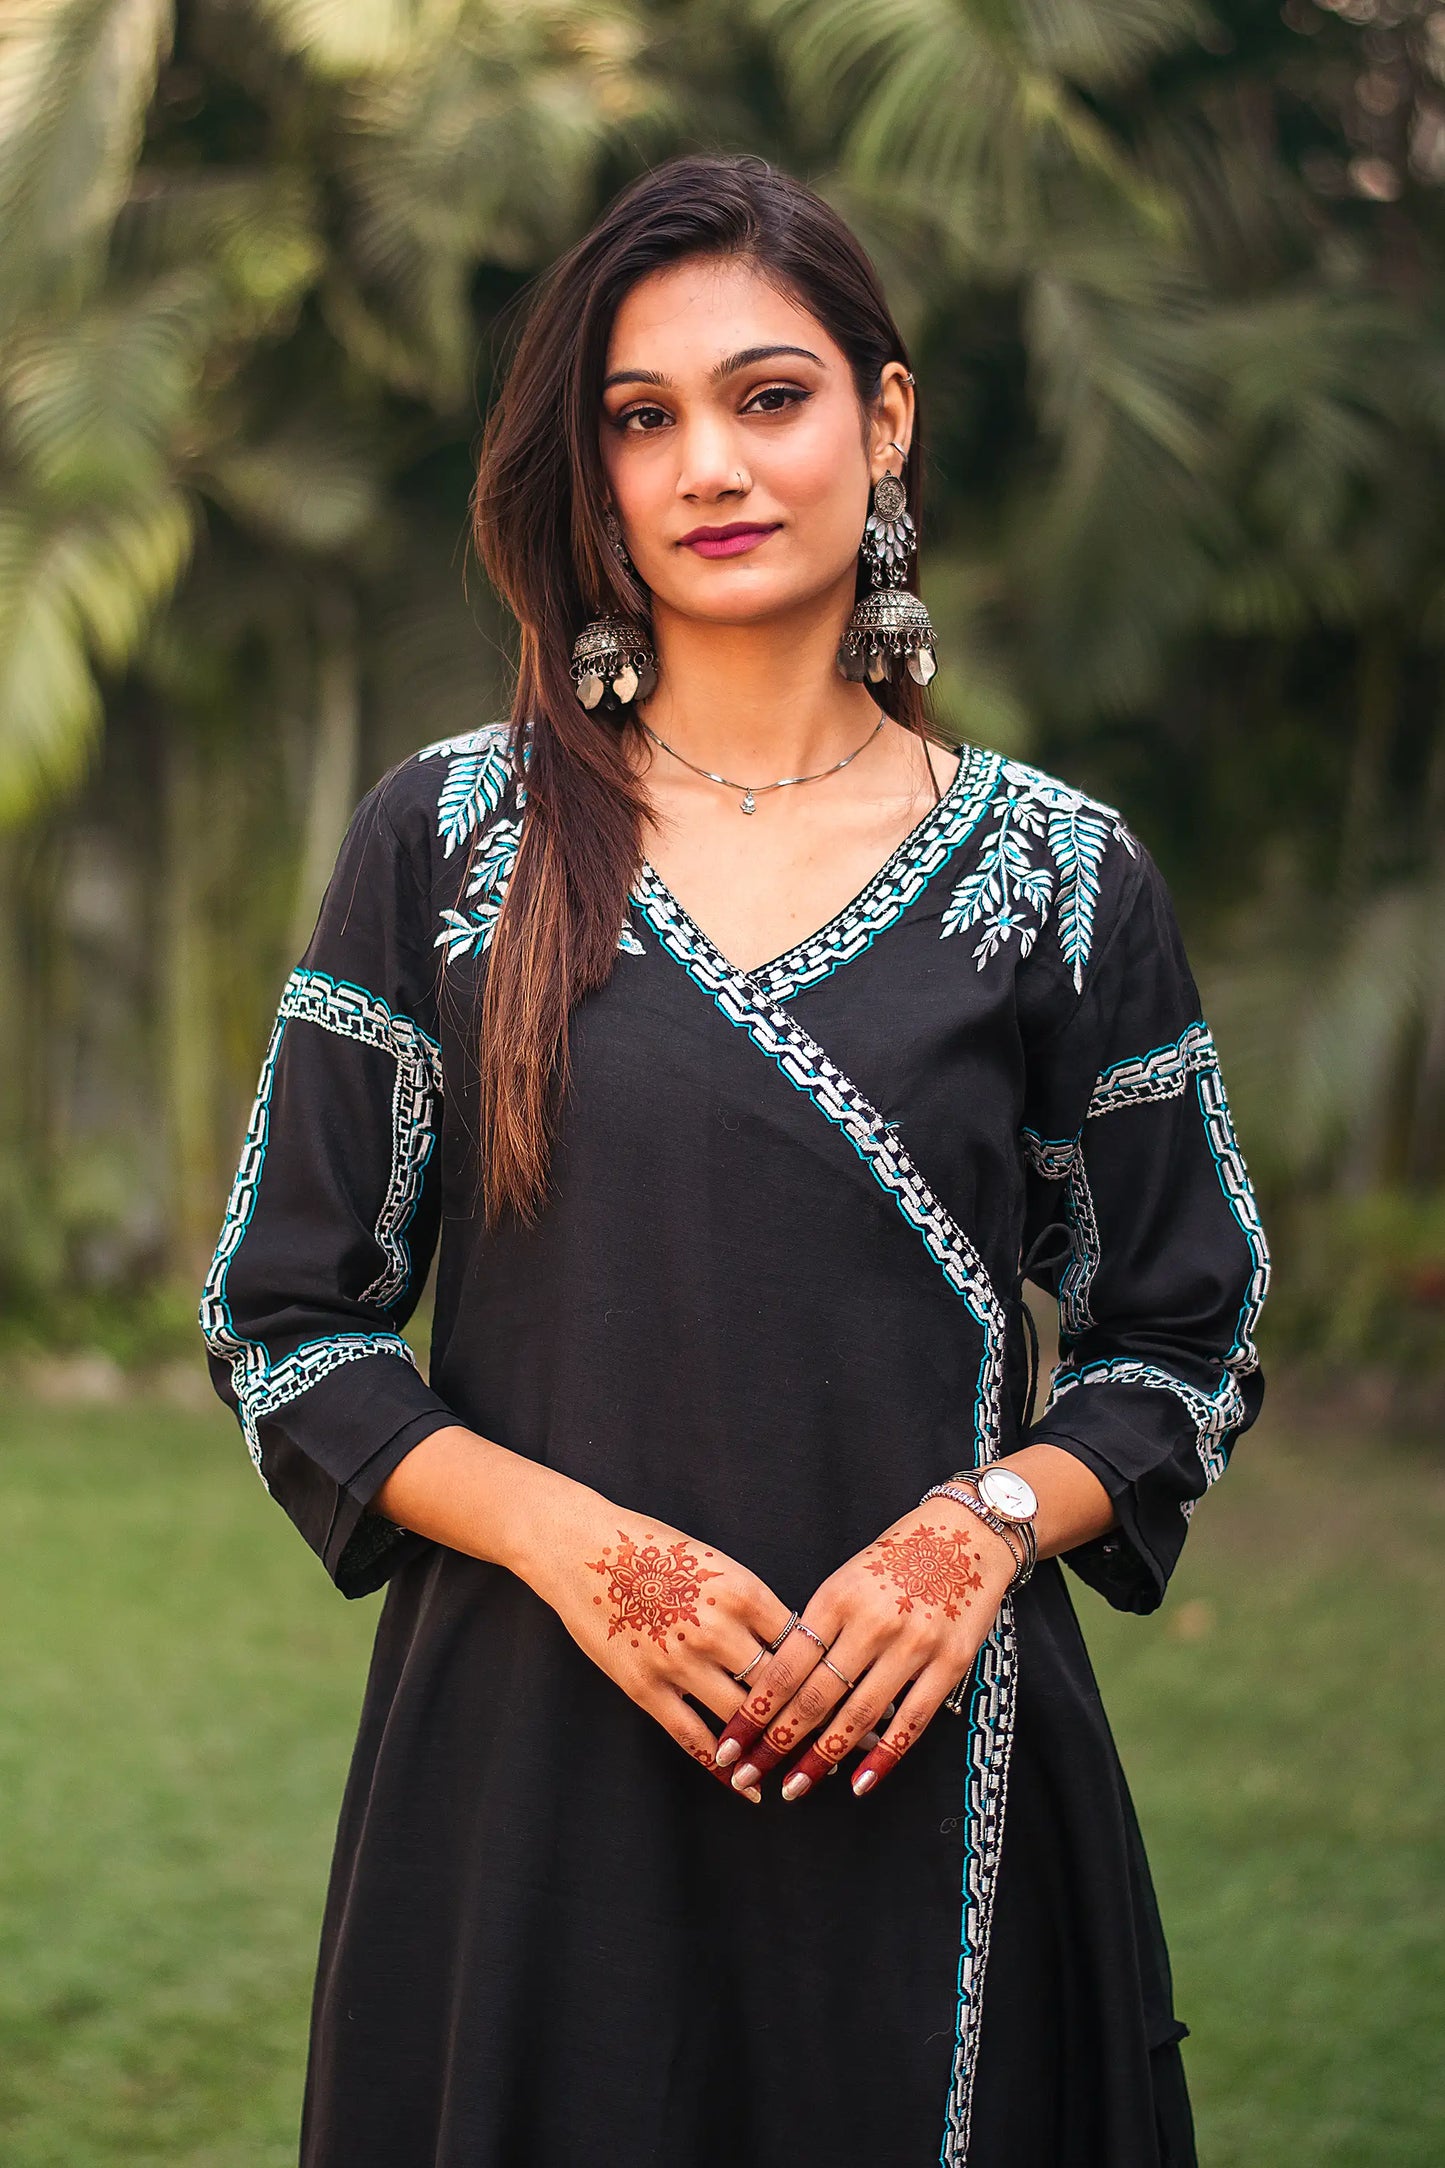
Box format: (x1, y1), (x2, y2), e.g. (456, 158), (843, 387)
(569, 507), (658, 712)
(836, 441), (938, 689)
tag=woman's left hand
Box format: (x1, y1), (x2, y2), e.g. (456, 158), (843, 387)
(712, 1498), (1017, 1800)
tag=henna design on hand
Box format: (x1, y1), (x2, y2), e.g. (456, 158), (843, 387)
(864, 1520), (985, 1620)
(586, 1531), (724, 1648)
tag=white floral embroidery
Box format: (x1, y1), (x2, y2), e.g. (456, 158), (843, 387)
(941, 759), (1137, 991)
(435, 816), (524, 960)
(435, 814), (643, 962)
(421, 720), (639, 959)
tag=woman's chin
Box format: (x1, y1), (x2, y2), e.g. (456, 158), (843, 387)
(651, 573), (847, 631)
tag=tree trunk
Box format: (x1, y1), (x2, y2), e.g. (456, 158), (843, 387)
(1337, 624), (1399, 910)
(161, 728), (221, 1284)
(289, 580), (361, 959)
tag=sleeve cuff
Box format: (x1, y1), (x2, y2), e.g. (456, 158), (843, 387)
(1024, 1424), (1172, 1615)
(248, 1351), (458, 1601)
(268, 1349), (456, 1489)
(321, 1407), (458, 1599)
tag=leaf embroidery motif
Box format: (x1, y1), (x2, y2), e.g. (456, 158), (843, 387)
(418, 722), (521, 858)
(434, 817), (522, 960)
(1046, 806), (1111, 992)
(941, 759), (1135, 983)
(423, 720), (636, 959)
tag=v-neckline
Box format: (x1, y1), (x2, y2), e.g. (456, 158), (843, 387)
(634, 739), (991, 995)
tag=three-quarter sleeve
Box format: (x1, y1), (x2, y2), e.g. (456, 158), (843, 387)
(1018, 840), (1271, 1614)
(199, 777), (457, 1597)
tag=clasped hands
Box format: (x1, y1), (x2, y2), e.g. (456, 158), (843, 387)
(575, 1494), (1018, 1806)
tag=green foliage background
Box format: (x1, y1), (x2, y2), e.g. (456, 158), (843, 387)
(1, 0), (1444, 1384)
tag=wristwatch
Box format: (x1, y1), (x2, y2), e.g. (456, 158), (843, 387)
(920, 1464), (1040, 1587)
(965, 1465), (1039, 1572)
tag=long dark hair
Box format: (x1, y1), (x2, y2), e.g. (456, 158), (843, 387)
(471, 151), (939, 1226)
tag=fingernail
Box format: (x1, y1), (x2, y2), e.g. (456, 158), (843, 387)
(853, 1768), (877, 1795)
(715, 1738), (741, 1767)
(781, 1771), (811, 1801)
(744, 1785), (762, 1804)
(731, 1763), (760, 1791)
(861, 1732), (879, 1750)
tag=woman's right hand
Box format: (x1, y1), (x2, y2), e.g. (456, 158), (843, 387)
(518, 1482), (801, 1803)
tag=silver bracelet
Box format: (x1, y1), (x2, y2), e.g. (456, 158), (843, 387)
(941, 1468), (1039, 1582)
(918, 1481), (1030, 1588)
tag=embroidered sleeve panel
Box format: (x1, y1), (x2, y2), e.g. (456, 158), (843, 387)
(200, 769), (459, 1595)
(1016, 839), (1271, 1615)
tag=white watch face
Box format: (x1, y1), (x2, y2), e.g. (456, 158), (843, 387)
(977, 1467), (1037, 1522)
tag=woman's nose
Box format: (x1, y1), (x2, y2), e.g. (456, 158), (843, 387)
(673, 417), (750, 502)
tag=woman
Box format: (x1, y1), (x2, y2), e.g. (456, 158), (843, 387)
(202, 152), (1268, 2167)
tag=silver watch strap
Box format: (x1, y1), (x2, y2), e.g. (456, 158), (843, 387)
(945, 1467), (1038, 1577)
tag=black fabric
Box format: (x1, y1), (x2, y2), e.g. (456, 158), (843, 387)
(202, 726), (1264, 2166)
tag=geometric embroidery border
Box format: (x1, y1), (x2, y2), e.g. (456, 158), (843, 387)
(200, 970), (438, 1482)
(1035, 1018), (1271, 1507)
(938, 1598), (1018, 2168)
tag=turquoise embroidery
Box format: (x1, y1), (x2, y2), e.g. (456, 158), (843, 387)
(435, 816), (524, 960)
(1036, 1018), (1271, 1508)
(419, 722), (520, 859)
(199, 969), (438, 1477)
(742, 743), (999, 1003)
(424, 723), (642, 961)
(941, 759), (1136, 991)
(632, 864), (1007, 1467)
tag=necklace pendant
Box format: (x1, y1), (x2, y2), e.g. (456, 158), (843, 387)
(740, 790), (756, 815)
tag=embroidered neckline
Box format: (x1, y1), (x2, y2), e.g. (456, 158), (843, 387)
(634, 740), (993, 997)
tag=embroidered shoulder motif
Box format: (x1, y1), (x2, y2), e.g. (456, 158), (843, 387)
(940, 758), (1137, 991)
(435, 816), (524, 959)
(416, 721), (522, 859)
(422, 720), (640, 960)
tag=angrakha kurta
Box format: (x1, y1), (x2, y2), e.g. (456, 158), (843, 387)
(202, 719), (1269, 2167)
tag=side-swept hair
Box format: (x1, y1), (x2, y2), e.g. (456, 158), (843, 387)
(471, 151), (936, 1224)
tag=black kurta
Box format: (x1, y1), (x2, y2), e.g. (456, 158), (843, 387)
(201, 721), (1269, 2168)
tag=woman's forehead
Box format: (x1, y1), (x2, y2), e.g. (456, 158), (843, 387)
(603, 258), (841, 381)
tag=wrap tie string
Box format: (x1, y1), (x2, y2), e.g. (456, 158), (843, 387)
(1011, 1219), (1074, 1433)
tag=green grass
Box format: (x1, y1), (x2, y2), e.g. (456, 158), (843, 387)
(1079, 1420), (1445, 2167)
(0, 1398), (1441, 2165)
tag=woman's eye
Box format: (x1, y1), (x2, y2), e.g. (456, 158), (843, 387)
(614, 403), (670, 433)
(743, 385), (809, 415)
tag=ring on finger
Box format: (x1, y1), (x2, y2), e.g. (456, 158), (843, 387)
(731, 1646), (768, 1686)
(819, 1653), (856, 1691)
(791, 1620), (832, 1657)
(764, 1609), (801, 1653)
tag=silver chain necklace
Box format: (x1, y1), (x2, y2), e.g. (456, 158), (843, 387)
(639, 711), (886, 815)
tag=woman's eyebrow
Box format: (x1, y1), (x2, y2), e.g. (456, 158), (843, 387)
(601, 344), (824, 393)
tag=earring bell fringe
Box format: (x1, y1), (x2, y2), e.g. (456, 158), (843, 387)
(837, 591), (938, 686)
(569, 614), (658, 713)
